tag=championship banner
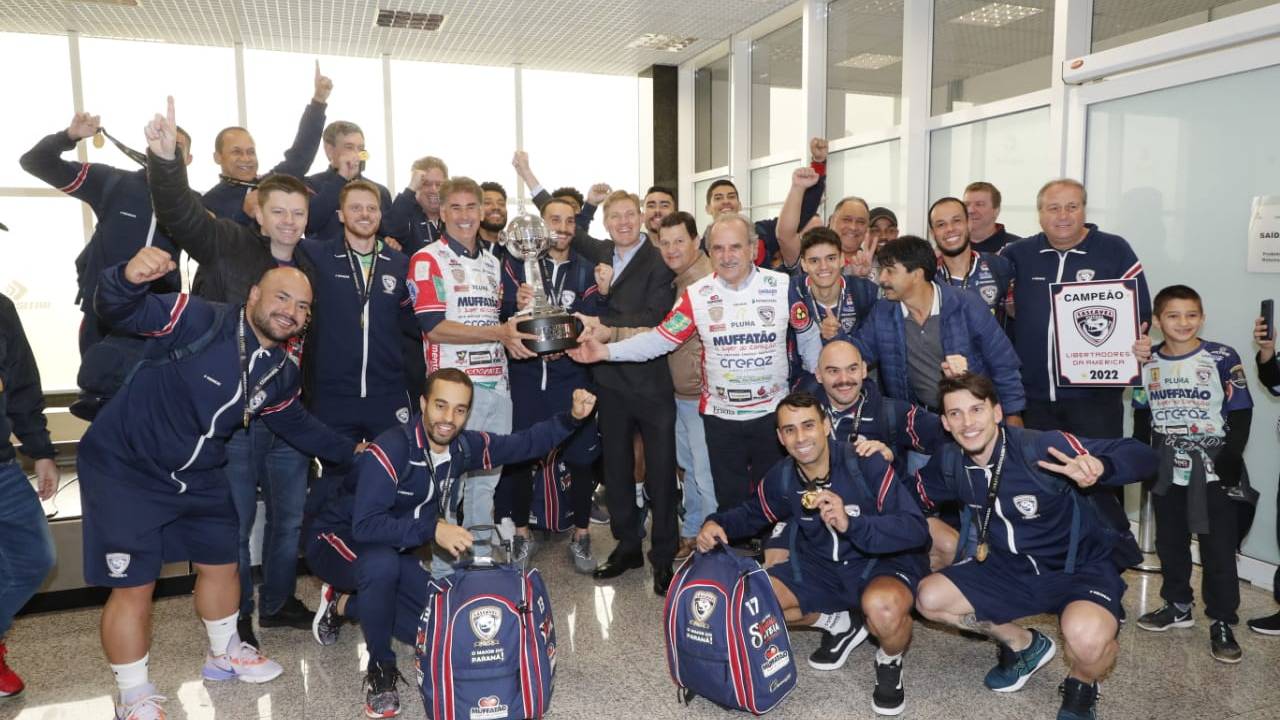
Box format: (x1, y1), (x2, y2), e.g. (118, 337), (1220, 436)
(1050, 279), (1141, 387)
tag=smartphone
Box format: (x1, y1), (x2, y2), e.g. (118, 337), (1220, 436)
(1262, 299), (1275, 341)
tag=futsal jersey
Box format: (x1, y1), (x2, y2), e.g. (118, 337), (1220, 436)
(936, 250), (1012, 313)
(1132, 340), (1253, 486)
(409, 235), (509, 395)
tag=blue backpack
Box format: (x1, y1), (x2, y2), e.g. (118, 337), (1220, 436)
(664, 543), (796, 715)
(415, 528), (556, 720)
(528, 449), (573, 533)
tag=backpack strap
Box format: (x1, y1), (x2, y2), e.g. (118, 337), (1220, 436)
(941, 446), (973, 565)
(1012, 428), (1085, 575)
(880, 396), (901, 449)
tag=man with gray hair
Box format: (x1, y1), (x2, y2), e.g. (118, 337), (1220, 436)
(305, 120), (392, 242)
(385, 155), (447, 257)
(571, 212), (822, 525)
(777, 166), (875, 276)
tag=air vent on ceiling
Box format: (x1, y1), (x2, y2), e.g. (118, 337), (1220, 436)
(376, 10), (445, 30)
(627, 33), (698, 52)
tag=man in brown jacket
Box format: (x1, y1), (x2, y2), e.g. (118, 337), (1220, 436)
(584, 212), (714, 560)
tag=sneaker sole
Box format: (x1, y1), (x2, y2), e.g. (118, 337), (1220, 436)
(989, 637), (1056, 693)
(313, 585), (338, 646)
(808, 625), (869, 671)
(1137, 618), (1194, 632)
(872, 698), (905, 716)
(364, 705), (400, 718)
(204, 660), (284, 684)
(1246, 624), (1280, 636)
(1211, 649), (1243, 664)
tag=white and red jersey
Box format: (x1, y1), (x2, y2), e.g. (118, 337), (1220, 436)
(408, 237), (508, 395)
(658, 268), (792, 419)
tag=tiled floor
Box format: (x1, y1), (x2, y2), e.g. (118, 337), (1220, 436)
(5, 527), (1279, 720)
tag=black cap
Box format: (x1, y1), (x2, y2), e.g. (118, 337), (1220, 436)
(868, 207), (898, 227)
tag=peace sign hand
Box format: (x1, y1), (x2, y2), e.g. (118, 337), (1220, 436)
(1037, 446), (1106, 488)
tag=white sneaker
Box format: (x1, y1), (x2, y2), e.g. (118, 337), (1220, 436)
(116, 684), (167, 719)
(202, 635), (284, 684)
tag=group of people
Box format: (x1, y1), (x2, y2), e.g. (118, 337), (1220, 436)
(0, 66), (1275, 720)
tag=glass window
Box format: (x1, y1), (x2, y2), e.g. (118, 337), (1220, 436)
(693, 176), (725, 235)
(826, 140), (904, 230)
(750, 160), (803, 223)
(389, 61), (516, 201)
(522, 69), (638, 237)
(244, 50), (388, 188)
(3, 33), (73, 188)
(928, 106), (1051, 236)
(751, 20), (804, 160)
(79, 38), (237, 192)
(1092, 0), (1278, 51)
(695, 55), (731, 172)
(827, 0), (904, 138)
(1084, 63), (1280, 565)
(0, 196), (91, 392)
(931, 0), (1054, 115)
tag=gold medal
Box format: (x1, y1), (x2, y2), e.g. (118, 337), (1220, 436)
(975, 542), (989, 563)
(357, 150), (369, 162)
(801, 490), (820, 510)
(92, 131), (105, 149)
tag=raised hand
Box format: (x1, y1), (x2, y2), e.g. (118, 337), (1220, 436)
(587, 183), (612, 207)
(792, 166), (820, 189)
(336, 151), (361, 180)
(809, 137), (829, 164)
(594, 263), (613, 295)
(819, 313), (840, 341)
(1253, 316), (1274, 364)
(1037, 446), (1106, 488)
(941, 354), (969, 378)
(67, 112), (101, 142)
(570, 388), (598, 419)
(125, 246), (178, 285)
(313, 60), (334, 103)
(143, 96), (178, 161)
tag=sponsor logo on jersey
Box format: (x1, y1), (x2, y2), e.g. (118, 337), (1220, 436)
(1013, 494), (1039, 519)
(662, 311), (692, 334)
(414, 262), (430, 281)
(699, 284), (714, 296)
(760, 644), (791, 677)
(757, 306), (775, 325)
(1073, 305), (1116, 347)
(106, 553), (131, 578)
(789, 301), (809, 330)
(711, 332), (777, 347)
(452, 267), (467, 283)
(709, 306), (724, 322)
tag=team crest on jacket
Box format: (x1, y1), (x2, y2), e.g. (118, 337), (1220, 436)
(1075, 269), (1095, 281)
(249, 390), (268, 412)
(1073, 306), (1116, 347)
(690, 590), (717, 626)
(396, 407), (410, 424)
(381, 274), (397, 294)
(559, 290), (576, 308)
(105, 553), (131, 578)
(844, 504), (861, 517)
(1013, 494), (1039, 518)
(980, 285), (999, 304)
(470, 606), (502, 642)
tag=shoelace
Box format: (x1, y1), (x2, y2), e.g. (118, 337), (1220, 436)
(121, 692), (168, 719)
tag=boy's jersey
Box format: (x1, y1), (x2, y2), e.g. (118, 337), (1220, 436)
(1132, 340), (1253, 486)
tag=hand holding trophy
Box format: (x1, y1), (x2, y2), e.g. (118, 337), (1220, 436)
(500, 210), (583, 353)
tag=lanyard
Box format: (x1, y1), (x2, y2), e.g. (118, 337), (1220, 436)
(421, 419), (458, 519)
(237, 307), (288, 427)
(827, 394), (865, 444)
(796, 460), (831, 511)
(940, 253), (977, 288)
(218, 174), (259, 189)
(344, 242), (379, 328)
(540, 257), (570, 308)
(973, 429), (1008, 562)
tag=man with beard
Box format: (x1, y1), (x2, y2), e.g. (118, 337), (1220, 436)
(867, 207), (899, 252)
(80, 247), (359, 720)
(495, 196), (606, 572)
(697, 392), (929, 717)
(306, 369), (595, 717)
(385, 155), (447, 257)
(478, 181), (509, 247)
(845, 236), (1024, 425)
(787, 227), (878, 386)
(965, 181), (1021, 254)
(305, 120), (393, 242)
(706, 137), (830, 268)
(203, 62), (332, 226)
(928, 196), (1012, 316)
(643, 186), (676, 235)
(915, 373), (1157, 720)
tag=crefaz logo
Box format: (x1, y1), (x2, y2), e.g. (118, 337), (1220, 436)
(1073, 306), (1116, 347)
(470, 606), (502, 642)
(719, 356), (773, 369)
(690, 590), (717, 626)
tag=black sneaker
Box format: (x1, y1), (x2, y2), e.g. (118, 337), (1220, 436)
(1057, 677), (1099, 720)
(312, 582), (342, 646)
(237, 612), (260, 650)
(363, 661), (406, 718)
(1210, 621), (1242, 664)
(808, 613), (868, 671)
(259, 595), (315, 630)
(1246, 610), (1280, 635)
(872, 656), (904, 716)
(1136, 603), (1194, 632)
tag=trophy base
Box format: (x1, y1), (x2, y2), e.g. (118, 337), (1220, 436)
(516, 312), (581, 354)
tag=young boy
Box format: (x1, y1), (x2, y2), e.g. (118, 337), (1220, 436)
(1132, 285), (1253, 663)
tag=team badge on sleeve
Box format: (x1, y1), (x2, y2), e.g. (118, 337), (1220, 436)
(789, 301), (811, 330)
(662, 311), (692, 334)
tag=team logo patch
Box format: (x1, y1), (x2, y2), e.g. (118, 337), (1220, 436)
(690, 590), (717, 626)
(248, 390), (267, 412)
(1013, 494), (1038, 518)
(1073, 306), (1116, 347)
(789, 302), (810, 330)
(1075, 269), (1095, 282)
(381, 274), (397, 294)
(396, 407), (410, 424)
(980, 285), (998, 305)
(844, 504), (861, 517)
(709, 306), (724, 322)
(1229, 365), (1248, 389)
(470, 606), (502, 642)
(1196, 367), (1212, 384)
(761, 274), (777, 287)
(662, 311), (692, 334)
(451, 267), (467, 283)
(105, 553), (131, 578)
(559, 290), (576, 308)
(470, 695), (509, 719)
(757, 306), (775, 325)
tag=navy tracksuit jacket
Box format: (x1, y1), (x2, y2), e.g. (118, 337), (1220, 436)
(384, 189), (445, 258)
(305, 169), (393, 242)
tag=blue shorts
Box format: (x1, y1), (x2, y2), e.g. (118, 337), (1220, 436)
(79, 455), (237, 587)
(940, 550), (1126, 625)
(767, 550), (925, 615)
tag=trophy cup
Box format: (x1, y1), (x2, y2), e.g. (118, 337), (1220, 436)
(501, 211), (582, 354)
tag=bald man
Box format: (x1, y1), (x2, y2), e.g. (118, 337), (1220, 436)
(78, 248), (361, 720)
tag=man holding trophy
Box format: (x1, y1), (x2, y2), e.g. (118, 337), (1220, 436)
(496, 197), (608, 572)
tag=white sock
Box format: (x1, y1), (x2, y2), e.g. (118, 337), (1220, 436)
(203, 612), (239, 656)
(111, 654), (150, 701)
(876, 648), (903, 665)
(813, 611), (851, 635)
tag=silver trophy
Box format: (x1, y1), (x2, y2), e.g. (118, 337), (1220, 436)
(501, 210), (581, 353)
